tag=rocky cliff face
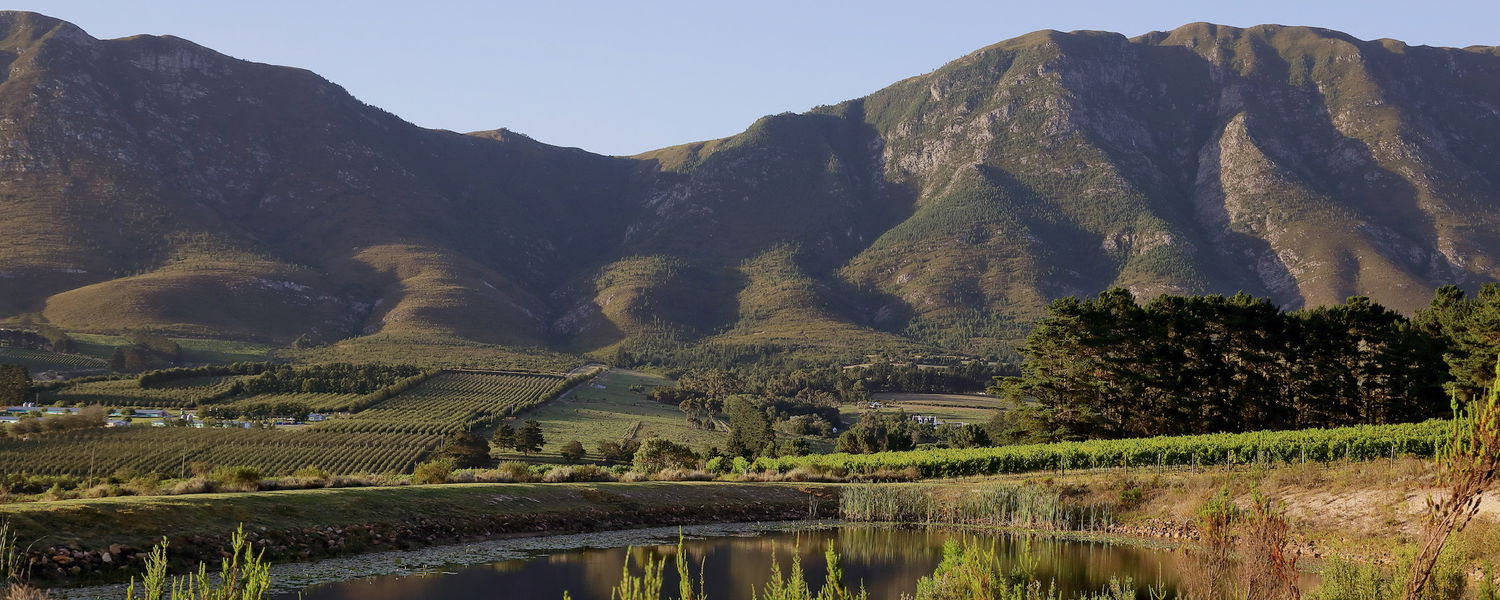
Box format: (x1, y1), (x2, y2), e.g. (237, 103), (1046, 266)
(1, 13), (1497, 356)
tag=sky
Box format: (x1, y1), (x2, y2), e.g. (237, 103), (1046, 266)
(20, 0), (1500, 156)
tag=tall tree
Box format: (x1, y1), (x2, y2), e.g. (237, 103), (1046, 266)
(438, 431), (494, 469)
(0, 364), (29, 405)
(725, 396), (775, 458)
(516, 420), (545, 455)
(492, 422), (516, 451)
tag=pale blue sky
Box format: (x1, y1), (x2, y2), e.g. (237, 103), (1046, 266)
(20, 1), (1499, 155)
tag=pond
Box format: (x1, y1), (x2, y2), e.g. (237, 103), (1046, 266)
(267, 523), (1195, 600)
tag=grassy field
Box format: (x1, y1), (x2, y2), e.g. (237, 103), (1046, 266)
(842, 392), (1006, 425)
(0, 481), (827, 551)
(507, 369), (724, 456)
(67, 333), (276, 363)
(0, 347), (107, 373)
(281, 333), (580, 372)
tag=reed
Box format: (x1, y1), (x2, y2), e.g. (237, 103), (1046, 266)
(839, 484), (1113, 531)
(123, 525), (270, 600)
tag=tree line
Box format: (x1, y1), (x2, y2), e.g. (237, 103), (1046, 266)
(988, 287), (1486, 442)
(0, 325), (74, 353)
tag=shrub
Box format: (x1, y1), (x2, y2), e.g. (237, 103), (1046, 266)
(705, 456), (729, 475)
(632, 438), (699, 473)
(292, 464), (331, 480)
(210, 466), (263, 492)
(653, 469), (713, 481)
(171, 477), (217, 495)
(497, 461), (533, 483)
(559, 440), (587, 464)
(412, 459), (455, 484)
(542, 465), (609, 483)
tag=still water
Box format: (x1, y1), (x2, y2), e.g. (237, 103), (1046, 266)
(277, 524), (1190, 600)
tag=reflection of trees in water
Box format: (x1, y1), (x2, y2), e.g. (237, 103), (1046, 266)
(293, 527), (1195, 600)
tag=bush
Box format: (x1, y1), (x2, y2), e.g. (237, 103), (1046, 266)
(542, 465), (609, 483)
(497, 461), (533, 483)
(293, 465), (331, 480)
(412, 459), (455, 484)
(171, 477), (217, 495)
(705, 456), (729, 475)
(632, 438), (699, 473)
(559, 440), (586, 464)
(210, 466), (263, 492)
(653, 468), (713, 481)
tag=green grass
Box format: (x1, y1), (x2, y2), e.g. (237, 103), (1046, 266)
(281, 333), (580, 372)
(846, 392), (1007, 425)
(175, 338), (277, 363)
(0, 347), (106, 372)
(67, 333), (275, 364)
(507, 369), (725, 456)
(0, 481), (825, 551)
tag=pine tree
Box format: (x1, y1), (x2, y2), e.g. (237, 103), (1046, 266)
(0, 364), (29, 405)
(492, 422), (516, 451)
(438, 431), (494, 469)
(516, 420), (544, 455)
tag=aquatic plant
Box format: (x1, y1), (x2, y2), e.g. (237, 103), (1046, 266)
(124, 525), (270, 600)
(839, 484), (1112, 531)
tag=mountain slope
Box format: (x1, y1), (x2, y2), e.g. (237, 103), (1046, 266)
(1, 13), (1498, 360)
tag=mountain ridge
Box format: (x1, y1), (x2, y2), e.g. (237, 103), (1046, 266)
(2, 12), (1498, 361)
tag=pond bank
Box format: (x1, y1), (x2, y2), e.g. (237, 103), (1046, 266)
(10, 482), (837, 586)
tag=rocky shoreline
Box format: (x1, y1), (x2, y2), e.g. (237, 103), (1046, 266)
(26, 486), (836, 585)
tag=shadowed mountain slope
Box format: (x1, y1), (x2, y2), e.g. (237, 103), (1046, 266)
(1, 13), (1497, 358)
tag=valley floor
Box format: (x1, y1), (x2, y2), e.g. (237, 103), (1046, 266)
(14, 457), (1499, 589)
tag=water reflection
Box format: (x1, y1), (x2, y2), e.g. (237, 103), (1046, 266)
(285, 526), (1192, 600)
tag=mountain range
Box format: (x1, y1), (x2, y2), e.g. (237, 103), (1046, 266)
(2, 11), (1498, 360)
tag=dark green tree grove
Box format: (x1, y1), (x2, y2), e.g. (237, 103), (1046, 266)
(438, 431), (494, 469)
(0, 364), (29, 405)
(516, 420), (545, 455)
(994, 289), (1451, 440)
(1415, 284), (1500, 396)
(725, 396), (775, 458)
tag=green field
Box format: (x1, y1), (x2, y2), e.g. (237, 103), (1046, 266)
(510, 369), (724, 456)
(0, 481), (824, 555)
(846, 392), (1007, 425)
(68, 333), (277, 363)
(280, 333), (580, 372)
(0, 347), (107, 373)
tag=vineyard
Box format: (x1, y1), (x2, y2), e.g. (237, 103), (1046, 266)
(0, 348), (107, 373)
(37, 376), (246, 408)
(223, 393), (365, 412)
(311, 372), (562, 435)
(0, 428), (442, 476)
(758, 419), (1453, 477)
